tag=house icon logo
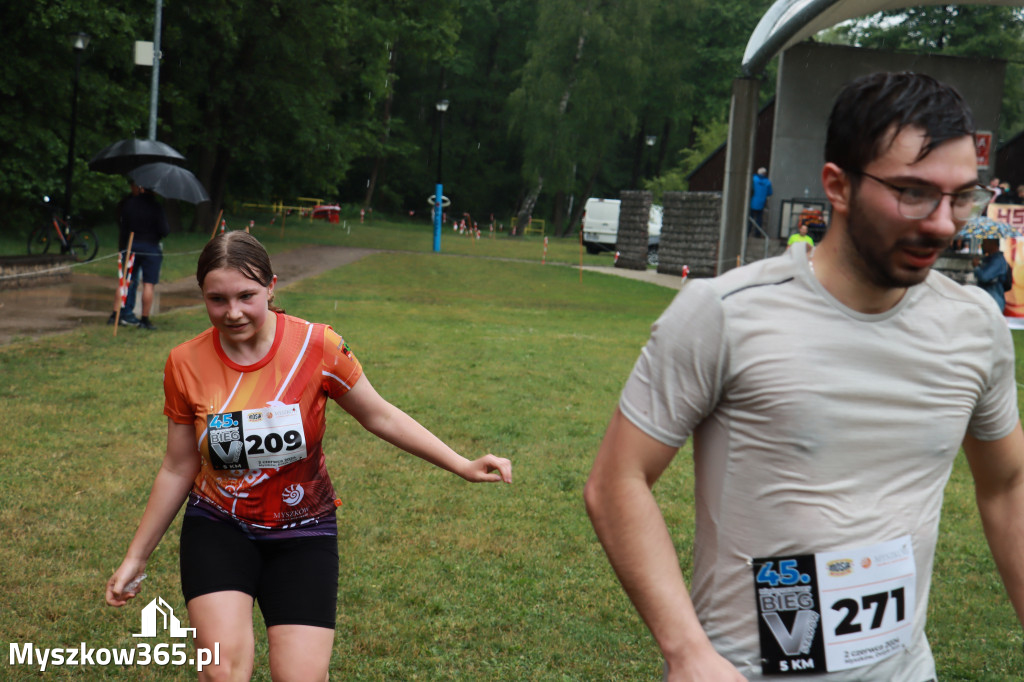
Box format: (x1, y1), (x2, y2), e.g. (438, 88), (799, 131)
(133, 597), (197, 638)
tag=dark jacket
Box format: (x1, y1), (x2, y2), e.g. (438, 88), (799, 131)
(974, 250), (1010, 312)
(119, 193), (169, 249)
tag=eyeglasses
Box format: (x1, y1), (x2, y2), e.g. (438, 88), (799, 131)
(853, 171), (995, 221)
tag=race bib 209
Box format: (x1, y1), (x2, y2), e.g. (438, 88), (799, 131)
(206, 405), (308, 470)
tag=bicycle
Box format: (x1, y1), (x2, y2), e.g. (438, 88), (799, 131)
(27, 196), (99, 262)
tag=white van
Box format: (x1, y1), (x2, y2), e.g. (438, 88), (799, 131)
(581, 197), (662, 265)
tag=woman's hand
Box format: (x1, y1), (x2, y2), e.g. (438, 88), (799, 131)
(459, 454), (512, 483)
(106, 558), (148, 607)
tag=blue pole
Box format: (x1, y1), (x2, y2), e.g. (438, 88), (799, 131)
(433, 102), (446, 253)
(433, 183), (443, 252)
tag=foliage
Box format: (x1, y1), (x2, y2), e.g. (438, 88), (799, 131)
(510, 0), (655, 194)
(611, 0), (773, 215)
(0, 0), (152, 227)
(336, 0), (537, 221)
(644, 117), (730, 201)
(158, 1), (393, 226)
(3, 1), (1024, 245)
(828, 5), (1024, 142)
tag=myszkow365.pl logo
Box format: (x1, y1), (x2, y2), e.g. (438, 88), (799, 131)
(8, 596), (220, 673)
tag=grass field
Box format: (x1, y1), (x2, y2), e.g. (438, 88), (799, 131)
(1, 218), (1022, 680)
(2, 211), (614, 284)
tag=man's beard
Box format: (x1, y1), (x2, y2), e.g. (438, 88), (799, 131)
(846, 198), (951, 290)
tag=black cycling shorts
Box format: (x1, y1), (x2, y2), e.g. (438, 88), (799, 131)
(179, 516), (339, 629)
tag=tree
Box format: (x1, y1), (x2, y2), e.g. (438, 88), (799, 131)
(158, 1), (386, 229)
(829, 5), (1024, 141)
(509, 0), (661, 234)
(0, 0), (152, 227)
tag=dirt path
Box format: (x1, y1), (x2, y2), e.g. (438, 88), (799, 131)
(0, 246), (378, 346)
(0, 245), (683, 347)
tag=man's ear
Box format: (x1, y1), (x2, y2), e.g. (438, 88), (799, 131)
(822, 162), (852, 217)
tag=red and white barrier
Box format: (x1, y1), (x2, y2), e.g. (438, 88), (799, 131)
(117, 252), (136, 309)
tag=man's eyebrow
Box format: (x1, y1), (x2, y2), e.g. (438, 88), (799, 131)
(884, 174), (980, 191)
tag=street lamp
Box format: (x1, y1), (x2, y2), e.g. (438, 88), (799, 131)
(433, 98), (449, 253)
(64, 31), (90, 221)
(644, 134), (657, 178)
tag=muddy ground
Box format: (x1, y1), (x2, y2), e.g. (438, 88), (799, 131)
(0, 245), (683, 347)
(0, 246), (378, 346)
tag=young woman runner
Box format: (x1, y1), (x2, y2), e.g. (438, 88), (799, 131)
(106, 231), (512, 680)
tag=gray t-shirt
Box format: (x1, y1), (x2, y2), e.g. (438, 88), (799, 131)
(621, 244), (1017, 680)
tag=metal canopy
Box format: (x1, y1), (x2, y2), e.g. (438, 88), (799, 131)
(743, 0), (1022, 76)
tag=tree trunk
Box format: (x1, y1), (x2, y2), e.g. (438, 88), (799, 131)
(551, 190), (567, 232)
(629, 125), (647, 189)
(364, 43), (398, 209)
(655, 119), (672, 177)
(560, 158), (601, 237)
(515, 176), (543, 236)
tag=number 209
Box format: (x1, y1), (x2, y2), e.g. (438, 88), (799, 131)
(245, 430), (302, 454)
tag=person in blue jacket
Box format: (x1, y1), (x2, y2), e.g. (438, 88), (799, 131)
(973, 238), (1011, 312)
(749, 167), (773, 235)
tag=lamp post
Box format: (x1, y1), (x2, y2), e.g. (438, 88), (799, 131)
(433, 98), (449, 253)
(645, 134), (657, 179)
(148, 0), (163, 141)
(64, 31), (90, 221)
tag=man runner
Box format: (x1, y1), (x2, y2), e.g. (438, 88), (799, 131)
(585, 72), (1024, 680)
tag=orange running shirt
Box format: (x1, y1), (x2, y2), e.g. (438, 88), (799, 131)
(163, 313), (362, 530)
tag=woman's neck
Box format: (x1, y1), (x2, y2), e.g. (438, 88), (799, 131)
(220, 311), (278, 366)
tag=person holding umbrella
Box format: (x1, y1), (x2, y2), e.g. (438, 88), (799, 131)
(91, 139), (190, 330)
(973, 238), (1012, 312)
(108, 179), (142, 326)
(116, 181), (169, 330)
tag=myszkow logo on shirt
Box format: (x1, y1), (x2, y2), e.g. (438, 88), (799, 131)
(7, 596), (220, 672)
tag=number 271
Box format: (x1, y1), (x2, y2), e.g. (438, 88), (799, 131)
(832, 587), (906, 635)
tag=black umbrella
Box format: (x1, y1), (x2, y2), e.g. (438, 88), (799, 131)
(129, 162), (210, 204)
(88, 138), (186, 175)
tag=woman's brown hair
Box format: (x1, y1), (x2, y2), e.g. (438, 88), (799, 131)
(196, 232), (284, 313)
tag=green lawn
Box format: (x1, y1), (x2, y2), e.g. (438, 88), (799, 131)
(0, 221), (1021, 679)
(3, 211), (615, 285)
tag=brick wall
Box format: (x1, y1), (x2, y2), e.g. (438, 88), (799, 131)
(615, 190), (653, 271)
(658, 191), (721, 278)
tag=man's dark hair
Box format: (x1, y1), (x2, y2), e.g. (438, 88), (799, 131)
(825, 71), (975, 172)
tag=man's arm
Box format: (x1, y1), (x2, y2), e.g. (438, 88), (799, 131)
(584, 408), (744, 681)
(963, 422), (1024, 627)
(973, 255), (1002, 285)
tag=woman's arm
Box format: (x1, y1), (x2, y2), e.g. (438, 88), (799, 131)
(106, 420), (201, 606)
(336, 376), (511, 484)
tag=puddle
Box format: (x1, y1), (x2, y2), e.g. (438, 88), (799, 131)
(0, 272), (202, 340)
